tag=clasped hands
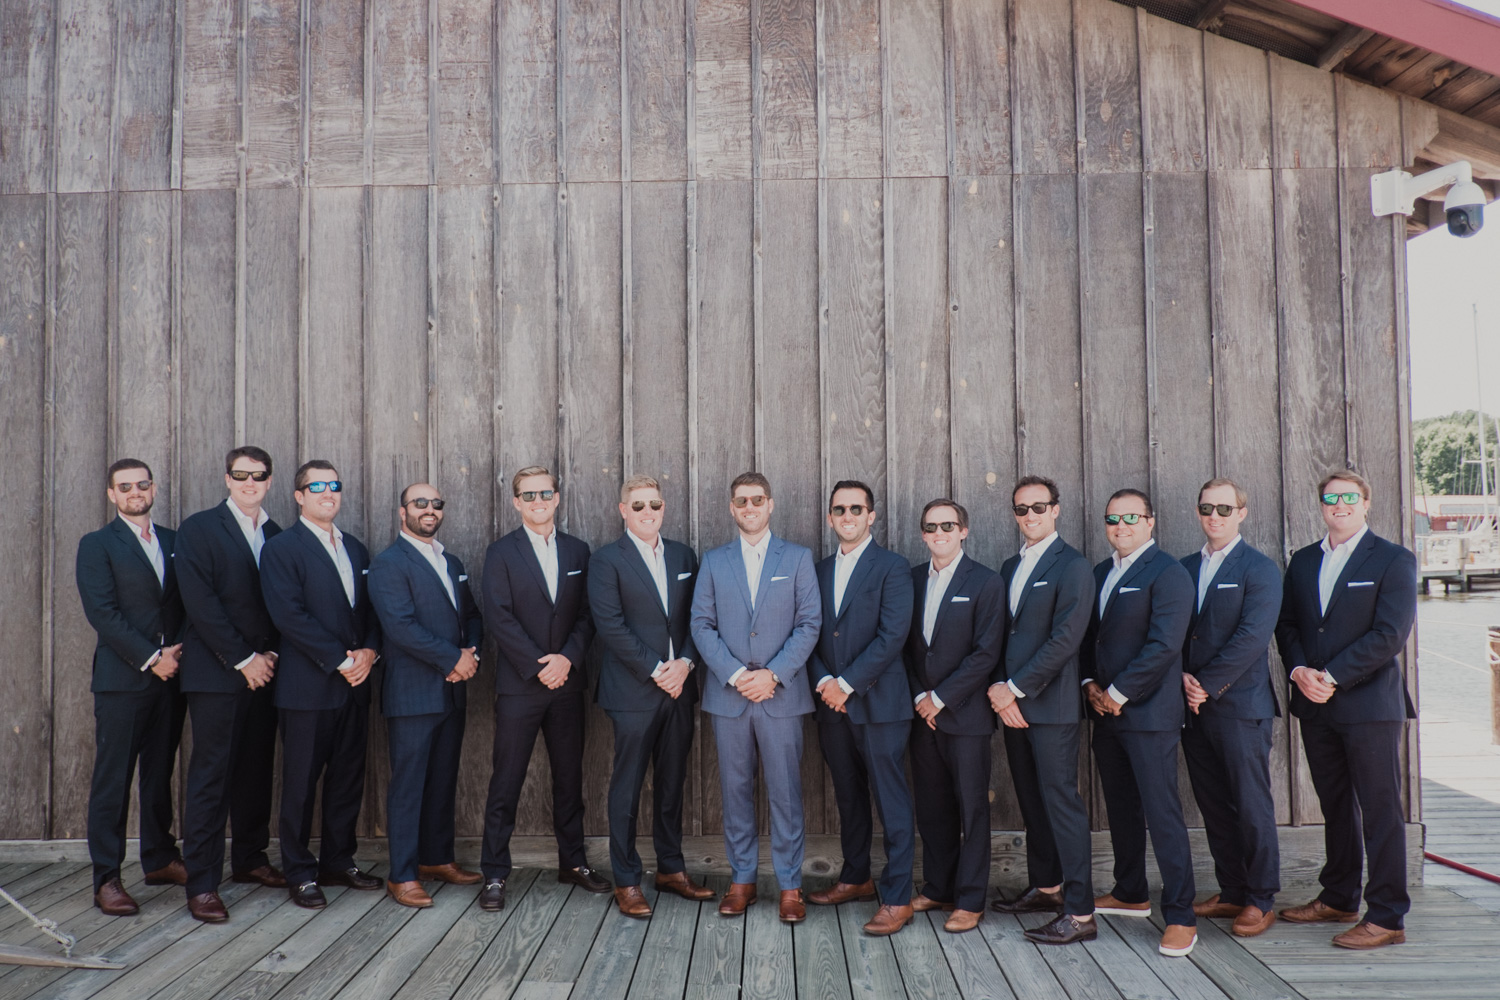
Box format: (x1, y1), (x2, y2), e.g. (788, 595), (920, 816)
(818, 678), (850, 713)
(735, 667), (779, 703)
(986, 683), (1028, 729)
(150, 644), (183, 681)
(1182, 673), (1209, 714)
(446, 646), (479, 683)
(654, 658), (693, 700)
(1290, 665), (1336, 704)
(536, 653), (573, 690)
(242, 650), (278, 690)
(1083, 680), (1123, 717)
(338, 648), (378, 686)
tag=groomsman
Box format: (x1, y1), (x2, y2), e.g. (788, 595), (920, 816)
(1276, 471), (1416, 949)
(261, 461), (382, 908)
(368, 483), (484, 908)
(1083, 489), (1198, 958)
(989, 477), (1098, 945)
(807, 481), (916, 936)
(589, 475), (715, 918)
(904, 499), (1004, 933)
(1180, 478), (1283, 937)
(75, 459), (188, 915)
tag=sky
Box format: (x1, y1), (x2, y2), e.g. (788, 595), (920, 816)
(1455, 1), (1500, 17)
(1408, 208), (1500, 420)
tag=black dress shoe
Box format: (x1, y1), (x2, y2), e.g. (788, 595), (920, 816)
(319, 866), (382, 890)
(479, 879), (507, 911)
(558, 866), (612, 893)
(231, 864), (288, 888)
(290, 881), (328, 909)
(992, 886), (1065, 913)
(1024, 914), (1098, 945)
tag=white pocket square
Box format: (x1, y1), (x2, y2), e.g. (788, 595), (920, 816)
(1348, 580), (1374, 588)
(1216, 582), (1238, 589)
(1119, 586), (1140, 594)
(1032, 580), (1049, 588)
(361, 568), (369, 575)
(677, 572), (693, 580)
(459, 574), (468, 582)
(951, 595), (971, 603)
(771, 575), (789, 582)
(567, 569), (582, 576)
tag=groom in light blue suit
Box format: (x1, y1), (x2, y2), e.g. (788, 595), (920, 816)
(691, 471), (821, 922)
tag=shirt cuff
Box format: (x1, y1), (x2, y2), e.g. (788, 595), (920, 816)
(1081, 677), (1093, 687)
(1322, 668), (1338, 687)
(336, 656), (355, 672)
(1107, 684), (1129, 705)
(1007, 680), (1025, 699)
(141, 649), (162, 672)
(650, 660), (666, 678)
(232, 653), (255, 672)
(836, 677), (853, 695)
(815, 675), (832, 690)
(928, 690), (946, 711)
(728, 667), (746, 686)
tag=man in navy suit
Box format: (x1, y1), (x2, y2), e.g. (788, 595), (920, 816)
(1179, 478), (1283, 938)
(1276, 470), (1416, 950)
(175, 445), (288, 922)
(904, 499), (1004, 934)
(988, 477), (1098, 946)
(261, 460), (382, 909)
(1083, 488), (1198, 958)
(691, 472), (821, 923)
(589, 475), (715, 918)
(75, 459), (189, 916)
(805, 481), (915, 936)
(479, 465), (605, 911)
(368, 482), (484, 909)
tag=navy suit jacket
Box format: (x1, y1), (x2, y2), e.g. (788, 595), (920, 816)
(903, 555), (1005, 736)
(690, 533), (821, 719)
(1181, 540), (1282, 721)
(810, 541), (914, 725)
(175, 501), (282, 694)
(1082, 544), (1195, 732)
(368, 535), (483, 718)
(589, 532), (701, 713)
(481, 526), (595, 698)
(75, 518), (185, 693)
(997, 537), (1094, 726)
(1275, 530), (1417, 724)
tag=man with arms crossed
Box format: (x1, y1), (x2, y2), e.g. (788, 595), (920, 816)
(1276, 471), (1416, 949)
(988, 477), (1098, 945)
(1180, 478), (1283, 937)
(806, 481), (916, 936)
(589, 475), (715, 918)
(691, 472), (821, 922)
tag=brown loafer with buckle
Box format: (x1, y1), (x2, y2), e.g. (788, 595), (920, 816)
(1279, 898), (1359, 923)
(719, 882), (758, 916)
(1232, 904), (1276, 937)
(387, 880), (434, 908)
(188, 890), (229, 923)
(944, 909), (982, 933)
(231, 864), (288, 888)
(911, 893), (955, 913)
(780, 889), (807, 923)
(143, 859), (188, 886)
(863, 903), (913, 936)
(1193, 893), (1245, 919)
(615, 885), (653, 918)
(94, 877), (139, 916)
(807, 880), (876, 906)
(418, 862), (482, 885)
(1332, 921), (1405, 949)
(655, 871), (715, 901)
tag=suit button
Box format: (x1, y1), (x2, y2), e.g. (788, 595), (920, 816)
(833, 631), (839, 637)
(750, 632), (757, 637)
(1318, 627), (1324, 633)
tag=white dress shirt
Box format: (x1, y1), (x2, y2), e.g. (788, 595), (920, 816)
(1196, 534), (1242, 611)
(1290, 524), (1371, 690)
(526, 524), (560, 602)
(999, 532), (1059, 701)
(225, 498), (267, 566)
(727, 533), (775, 686)
(817, 535), (873, 696)
(627, 530), (685, 674)
(1085, 538), (1156, 706)
(916, 552), (965, 711)
(302, 517), (356, 672)
(401, 531), (456, 608)
(121, 516), (166, 671)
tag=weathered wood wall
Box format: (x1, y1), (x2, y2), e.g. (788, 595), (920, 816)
(0, 0), (1420, 843)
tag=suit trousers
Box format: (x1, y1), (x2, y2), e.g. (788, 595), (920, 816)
(815, 706), (872, 884)
(482, 690), (588, 880)
(1003, 722), (1094, 916)
(278, 702), (369, 885)
(88, 684), (186, 890)
(386, 706), (466, 883)
(713, 703), (806, 890)
(816, 709), (914, 904)
(1092, 724), (1197, 926)
(1182, 715), (1281, 910)
(910, 724), (992, 912)
(1299, 717), (1410, 929)
(182, 685), (279, 896)
(606, 697), (695, 885)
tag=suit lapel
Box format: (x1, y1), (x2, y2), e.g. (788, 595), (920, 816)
(750, 536), (786, 624)
(399, 536), (460, 619)
(619, 533), (669, 616)
(513, 529), (555, 606)
(835, 543), (879, 622)
(218, 501), (260, 566)
(110, 517), (164, 593)
(817, 555), (837, 623)
(929, 556), (974, 640)
(1011, 538), (1063, 623)
(724, 540), (755, 616)
(1322, 533), (1378, 621)
(1102, 546), (1155, 623)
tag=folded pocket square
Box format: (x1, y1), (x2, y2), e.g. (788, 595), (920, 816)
(1118, 586), (1140, 594)
(951, 595), (971, 602)
(361, 568), (369, 575)
(771, 575), (789, 582)
(677, 572), (693, 580)
(1216, 582), (1238, 589)
(567, 569), (582, 576)
(1348, 580), (1375, 588)
(1032, 580), (1049, 587)
(459, 574), (469, 582)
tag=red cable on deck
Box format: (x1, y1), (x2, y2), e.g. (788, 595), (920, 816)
(1424, 850), (1500, 886)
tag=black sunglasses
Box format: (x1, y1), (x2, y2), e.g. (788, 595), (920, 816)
(229, 469), (271, 482)
(405, 498), (445, 510)
(1321, 492), (1362, 506)
(921, 521), (961, 534)
(518, 490), (557, 502)
(1012, 502), (1056, 516)
(830, 504), (868, 517)
(302, 480), (342, 494)
(113, 480), (153, 493)
(629, 499), (664, 511)
(1104, 513), (1144, 525)
(1197, 503), (1241, 517)
(732, 495), (769, 508)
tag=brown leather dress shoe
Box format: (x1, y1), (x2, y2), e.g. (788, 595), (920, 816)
(94, 878), (139, 916)
(719, 882), (758, 916)
(780, 889), (806, 923)
(807, 879), (876, 905)
(188, 890), (229, 923)
(1192, 893), (1245, 919)
(863, 903), (913, 936)
(911, 894), (955, 913)
(1159, 924), (1198, 957)
(418, 862), (482, 885)
(944, 909), (982, 933)
(231, 864), (288, 888)
(1094, 893), (1151, 917)
(1232, 905), (1276, 937)
(615, 885), (653, 918)
(1279, 898), (1359, 923)
(387, 880), (434, 908)
(143, 859), (188, 886)
(655, 871), (715, 901)
(1332, 921), (1405, 949)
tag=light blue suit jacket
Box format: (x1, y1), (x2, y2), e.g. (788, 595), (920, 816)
(690, 533), (821, 718)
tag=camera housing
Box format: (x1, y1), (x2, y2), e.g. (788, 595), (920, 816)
(1371, 161), (1489, 238)
(1444, 178), (1486, 237)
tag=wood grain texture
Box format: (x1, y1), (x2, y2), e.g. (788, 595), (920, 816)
(308, 0), (367, 186)
(1137, 10), (1206, 173)
(1204, 33), (1269, 171)
(1074, 0), (1141, 176)
(0, 0), (56, 194)
(822, 0), (882, 178)
(244, 186), (303, 529)
(562, 0), (622, 183)
(1011, 0), (1075, 175)
(115, 0), (176, 190)
(180, 0), (239, 189)
(950, 0), (1010, 176)
(177, 190), (239, 521)
(694, 0), (752, 179)
(245, 0), (303, 187)
(626, 0), (688, 183)
(435, 0), (495, 185)
(758, 0), (816, 179)
(53, 0), (115, 192)
(500, 0), (558, 183)
(886, 0), (945, 179)
(371, 0), (429, 185)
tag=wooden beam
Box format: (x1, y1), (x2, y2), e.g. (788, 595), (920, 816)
(1193, 0), (1234, 30)
(1422, 105), (1500, 180)
(1314, 23), (1373, 72)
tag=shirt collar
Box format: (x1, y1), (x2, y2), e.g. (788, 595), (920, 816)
(400, 530), (444, 557)
(525, 524), (556, 547)
(300, 515), (343, 545)
(1200, 534), (1241, 563)
(1019, 531), (1058, 559)
(929, 550), (964, 579)
(741, 533), (772, 558)
(836, 534), (873, 565)
(224, 498), (262, 531)
(1111, 537), (1154, 572)
(1321, 524), (1368, 556)
(627, 529), (664, 560)
(117, 513), (156, 541)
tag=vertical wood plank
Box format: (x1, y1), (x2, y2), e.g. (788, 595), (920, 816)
(1137, 12), (1205, 174)
(115, 0), (176, 190)
(308, 0), (367, 186)
(1074, 0), (1140, 177)
(886, 0), (944, 179)
(627, 0), (687, 183)
(435, 0), (496, 185)
(562, 0), (622, 182)
(115, 193), (176, 514)
(181, 0), (240, 188)
(1011, 0), (1075, 175)
(244, 186), (302, 528)
(54, 0), (116, 192)
(500, 0), (558, 183)
(245, 0), (303, 187)
(1203, 33), (1269, 171)
(0, 0), (57, 194)
(178, 190), (239, 518)
(823, 0), (881, 178)
(371, 0), (429, 185)
(758, 0), (816, 179)
(950, 0), (1009, 177)
(695, 0), (752, 179)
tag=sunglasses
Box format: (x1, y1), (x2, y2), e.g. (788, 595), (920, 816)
(518, 490), (557, 502)
(301, 480), (342, 494)
(921, 521), (961, 534)
(1197, 503), (1241, 517)
(113, 480), (153, 493)
(1012, 502), (1056, 516)
(404, 498), (445, 510)
(629, 499), (664, 512)
(1104, 513), (1145, 525)
(830, 504), (868, 516)
(732, 495), (769, 508)
(1321, 492), (1362, 506)
(229, 469), (271, 482)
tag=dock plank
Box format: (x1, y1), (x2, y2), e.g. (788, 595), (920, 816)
(977, 913), (1071, 1000)
(569, 881), (652, 1000)
(1107, 916), (1230, 1000)
(839, 899), (901, 1000)
(387, 869), (541, 1000)
(792, 896), (848, 1000)
(1019, 911), (1124, 1000)
(685, 875), (741, 993)
(1147, 912), (1300, 1000)
(449, 873), (573, 1000)
(625, 885), (698, 1000)
(739, 879), (794, 1000)
(889, 910), (962, 1000)
(329, 884), (472, 1000)
(930, 913), (1018, 1000)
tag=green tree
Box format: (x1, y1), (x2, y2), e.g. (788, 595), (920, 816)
(1413, 410), (1500, 495)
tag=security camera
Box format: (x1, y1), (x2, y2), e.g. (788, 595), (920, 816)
(1371, 160), (1488, 237)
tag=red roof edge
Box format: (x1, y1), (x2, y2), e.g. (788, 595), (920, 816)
(1290, 0), (1500, 79)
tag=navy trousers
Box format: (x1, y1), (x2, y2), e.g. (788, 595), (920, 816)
(816, 708), (915, 905)
(88, 684), (186, 890)
(482, 690), (588, 880)
(910, 723), (991, 912)
(606, 697), (695, 886)
(385, 706), (466, 883)
(1182, 714), (1281, 911)
(182, 685), (278, 896)
(278, 702), (369, 885)
(1004, 721), (1094, 916)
